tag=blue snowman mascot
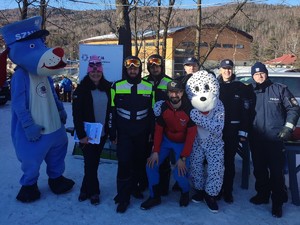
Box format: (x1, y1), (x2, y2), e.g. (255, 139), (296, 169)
(0, 16), (74, 203)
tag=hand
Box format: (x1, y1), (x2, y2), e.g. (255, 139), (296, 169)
(79, 136), (90, 144)
(59, 110), (67, 124)
(24, 124), (44, 142)
(277, 126), (293, 141)
(147, 152), (159, 168)
(177, 158), (188, 177)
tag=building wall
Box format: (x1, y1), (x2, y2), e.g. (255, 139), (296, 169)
(80, 26), (252, 77)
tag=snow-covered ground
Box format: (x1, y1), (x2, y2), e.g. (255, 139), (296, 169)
(0, 102), (299, 225)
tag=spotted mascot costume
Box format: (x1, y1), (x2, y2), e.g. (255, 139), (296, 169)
(0, 16), (74, 203)
(186, 71), (225, 197)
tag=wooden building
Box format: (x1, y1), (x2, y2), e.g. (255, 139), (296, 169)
(79, 25), (253, 77)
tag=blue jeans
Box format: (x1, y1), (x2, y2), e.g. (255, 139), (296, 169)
(146, 135), (190, 197)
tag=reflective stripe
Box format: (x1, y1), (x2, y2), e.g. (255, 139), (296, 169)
(117, 107), (149, 120)
(117, 108), (130, 120)
(239, 131), (248, 137)
(111, 88), (116, 107)
(137, 80), (153, 95)
(157, 77), (172, 90)
(230, 121), (240, 124)
(115, 81), (132, 94)
(285, 122), (295, 130)
(137, 109), (148, 115)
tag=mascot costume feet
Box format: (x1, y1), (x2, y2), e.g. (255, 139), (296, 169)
(0, 16), (75, 203)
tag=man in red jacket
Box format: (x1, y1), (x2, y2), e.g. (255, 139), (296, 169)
(140, 80), (197, 210)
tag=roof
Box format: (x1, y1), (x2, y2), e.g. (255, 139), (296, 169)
(265, 54), (297, 65)
(79, 25), (253, 43)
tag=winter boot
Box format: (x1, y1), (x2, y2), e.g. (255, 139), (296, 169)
(223, 192), (234, 203)
(272, 203), (283, 218)
(192, 189), (205, 203)
(116, 201), (130, 213)
(172, 181), (182, 192)
(179, 191), (189, 207)
(204, 193), (219, 213)
(140, 184), (161, 210)
(249, 194), (269, 205)
(140, 196), (161, 210)
(16, 183), (41, 203)
(48, 176), (75, 194)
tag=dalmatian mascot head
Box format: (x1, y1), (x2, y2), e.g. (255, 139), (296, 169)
(0, 16), (74, 203)
(186, 70), (219, 113)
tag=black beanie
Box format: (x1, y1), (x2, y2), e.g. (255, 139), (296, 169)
(251, 62), (268, 76)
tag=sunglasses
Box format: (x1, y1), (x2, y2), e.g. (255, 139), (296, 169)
(148, 57), (162, 66)
(89, 62), (102, 67)
(124, 59), (141, 68)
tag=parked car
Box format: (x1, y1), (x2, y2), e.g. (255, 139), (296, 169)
(0, 80), (10, 105)
(236, 72), (300, 140)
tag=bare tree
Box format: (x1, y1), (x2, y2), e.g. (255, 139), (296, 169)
(199, 0), (248, 67)
(155, 0), (161, 54)
(161, 0), (175, 59)
(194, 0), (201, 60)
(116, 0), (132, 60)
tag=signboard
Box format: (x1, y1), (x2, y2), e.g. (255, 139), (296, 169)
(79, 44), (123, 82)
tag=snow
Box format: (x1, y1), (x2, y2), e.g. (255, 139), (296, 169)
(0, 102), (299, 225)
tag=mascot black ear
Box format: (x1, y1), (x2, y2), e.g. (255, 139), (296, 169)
(0, 48), (9, 87)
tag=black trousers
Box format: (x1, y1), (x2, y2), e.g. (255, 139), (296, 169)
(63, 91), (72, 102)
(249, 139), (286, 204)
(80, 135), (107, 196)
(116, 131), (149, 203)
(222, 135), (239, 194)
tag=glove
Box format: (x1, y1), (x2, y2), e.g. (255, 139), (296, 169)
(277, 126), (293, 141)
(24, 124), (44, 142)
(59, 110), (67, 124)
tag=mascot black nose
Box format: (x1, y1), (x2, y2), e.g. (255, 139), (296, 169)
(200, 97), (206, 101)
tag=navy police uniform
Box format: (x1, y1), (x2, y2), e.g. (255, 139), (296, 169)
(249, 77), (300, 209)
(218, 74), (251, 198)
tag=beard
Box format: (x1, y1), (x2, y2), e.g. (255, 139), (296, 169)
(170, 97), (181, 104)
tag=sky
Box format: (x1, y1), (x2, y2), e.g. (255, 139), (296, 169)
(0, 101), (300, 225)
(1, 0), (299, 11)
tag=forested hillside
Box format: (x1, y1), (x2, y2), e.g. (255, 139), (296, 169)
(0, 3), (299, 62)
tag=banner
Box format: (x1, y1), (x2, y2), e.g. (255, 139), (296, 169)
(79, 44), (123, 82)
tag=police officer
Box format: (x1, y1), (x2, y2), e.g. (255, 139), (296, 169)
(176, 57), (200, 87)
(143, 54), (172, 196)
(109, 56), (154, 213)
(217, 59), (251, 203)
(249, 62), (300, 218)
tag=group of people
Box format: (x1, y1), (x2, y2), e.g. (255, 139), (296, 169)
(72, 54), (300, 218)
(55, 75), (73, 102)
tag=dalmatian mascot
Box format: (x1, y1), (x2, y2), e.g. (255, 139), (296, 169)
(185, 70), (225, 212)
(0, 16), (74, 203)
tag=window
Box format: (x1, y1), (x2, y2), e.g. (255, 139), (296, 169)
(235, 44), (244, 49)
(200, 42), (208, 47)
(145, 42), (154, 46)
(214, 43), (221, 48)
(181, 42), (195, 47)
(223, 44), (233, 48)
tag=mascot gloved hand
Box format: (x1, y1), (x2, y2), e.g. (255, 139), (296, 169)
(0, 16), (74, 203)
(24, 123), (44, 142)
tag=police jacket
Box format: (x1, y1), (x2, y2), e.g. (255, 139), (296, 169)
(109, 76), (155, 141)
(218, 75), (251, 138)
(143, 74), (172, 102)
(153, 97), (197, 157)
(251, 78), (300, 141)
(72, 75), (112, 140)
